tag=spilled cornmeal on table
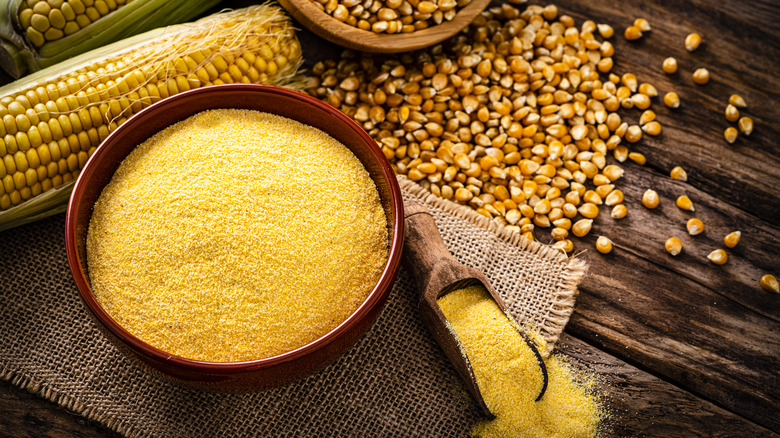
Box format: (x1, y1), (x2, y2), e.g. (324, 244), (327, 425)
(438, 285), (602, 438)
(86, 109), (388, 362)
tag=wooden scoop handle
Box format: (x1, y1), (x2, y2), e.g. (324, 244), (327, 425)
(402, 201), (494, 416)
(402, 201), (484, 294)
(402, 200), (502, 309)
(402, 200), (548, 414)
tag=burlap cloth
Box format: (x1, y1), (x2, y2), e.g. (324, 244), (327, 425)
(0, 176), (586, 437)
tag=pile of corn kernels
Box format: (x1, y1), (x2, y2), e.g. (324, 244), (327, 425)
(306, 2), (777, 292)
(308, 3), (653, 254)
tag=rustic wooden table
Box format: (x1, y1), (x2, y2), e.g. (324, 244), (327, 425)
(1, 0), (778, 436)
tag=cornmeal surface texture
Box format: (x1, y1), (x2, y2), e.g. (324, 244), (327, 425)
(87, 109), (388, 362)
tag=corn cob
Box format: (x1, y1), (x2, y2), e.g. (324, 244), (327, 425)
(0, 0), (221, 78)
(18, 0), (134, 47)
(0, 4), (303, 232)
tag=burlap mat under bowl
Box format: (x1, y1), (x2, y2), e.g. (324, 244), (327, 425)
(0, 175), (586, 438)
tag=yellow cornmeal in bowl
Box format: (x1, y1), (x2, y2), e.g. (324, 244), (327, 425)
(86, 109), (389, 363)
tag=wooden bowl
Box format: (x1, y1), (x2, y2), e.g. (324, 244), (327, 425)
(278, 0), (490, 52)
(64, 84), (404, 391)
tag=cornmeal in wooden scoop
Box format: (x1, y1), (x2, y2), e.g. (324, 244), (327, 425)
(438, 285), (603, 437)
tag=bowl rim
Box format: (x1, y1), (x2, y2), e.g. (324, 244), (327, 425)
(65, 83), (404, 374)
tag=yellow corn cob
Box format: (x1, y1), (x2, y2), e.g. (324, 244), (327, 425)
(19, 0), (133, 47)
(0, 4), (303, 231)
(0, 0), (221, 77)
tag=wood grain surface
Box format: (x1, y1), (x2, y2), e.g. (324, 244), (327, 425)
(1, 0), (779, 436)
(0, 380), (120, 438)
(556, 334), (777, 438)
(548, 0), (780, 432)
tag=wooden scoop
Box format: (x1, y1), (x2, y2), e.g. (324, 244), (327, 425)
(402, 201), (548, 417)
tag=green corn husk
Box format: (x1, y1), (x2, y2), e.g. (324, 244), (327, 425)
(0, 0), (222, 78)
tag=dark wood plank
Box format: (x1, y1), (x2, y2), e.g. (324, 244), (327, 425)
(555, 334), (778, 438)
(554, 0), (780, 227)
(0, 380), (118, 438)
(565, 163), (780, 322)
(536, 0), (780, 431)
(2, 331), (775, 438)
(566, 239), (780, 431)
(563, 167), (780, 428)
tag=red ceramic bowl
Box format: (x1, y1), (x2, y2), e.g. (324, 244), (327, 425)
(65, 84), (404, 390)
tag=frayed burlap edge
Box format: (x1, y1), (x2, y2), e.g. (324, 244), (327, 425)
(397, 175), (587, 354)
(1, 365), (143, 438)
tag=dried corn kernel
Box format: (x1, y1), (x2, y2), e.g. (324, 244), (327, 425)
(642, 189), (659, 209)
(595, 184), (614, 200)
(602, 165), (623, 182)
(638, 83), (657, 97)
(621, 73), (637, 91)
(553, 218), (571, 230)
(723, 231), (741, 248)
(707, 249), (727, 265)
(665, 237), (682, 256)
(662, 57), (678, 74)
(604, 189), (623, 206)
(628, 152), (646, 165)
(625, 125), (642, 143)
(596, 236), (613, 254)
(610, 204), (627, 219)
(613, 145), (629, 162)
(624, 25), (642, 40)
(724, 127), (738, 144)
(692, 68), (710, 85)
(639, 110), (656, 126)
(738, 117), (753, 136)
(670, 166), (687, 181)
(676, 195), (694, 211)
(571, 218), (593, 237)
(551, 227), (569, 241)
(760, 274), (779, 293)
(687, 218), (704, 235)
(455, 187), (474, 202)
(578, 202), (599, 219)
(729, 94), (747, 108)
(632, 93), (651, 110)
(563, 203), (578, 219)
(725, 104), (740, 122)
(583, 190), (602, 205)
(597, 23), (614, 39)
(685, 33), (702, 52)
(633, 18), (651, 31)
(553, 239), (574, 253)
(664, 92), (680, 108)
(642, 121), (662, 136)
